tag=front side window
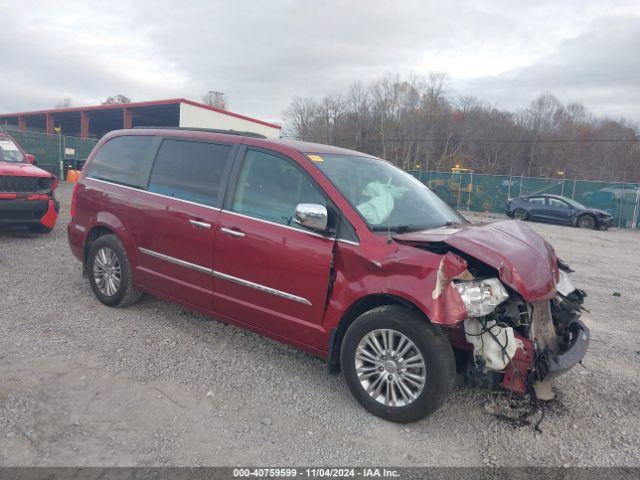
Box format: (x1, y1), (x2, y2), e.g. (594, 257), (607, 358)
(528, 197), (546, 205)
(311, 154), (464, 232)
(0, 137), (25, 163)
(232, 149), (326, 227)
(548, 198), (568, 208)
(148, 139), (232, 207)
(86, 135), (156, 188)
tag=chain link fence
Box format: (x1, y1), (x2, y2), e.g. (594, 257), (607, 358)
(1, 127), (638, 230)
(0, 127), (98, 178)
(408, 170), (640, 230)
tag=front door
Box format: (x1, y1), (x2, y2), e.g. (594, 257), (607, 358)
(212, 148), (335, 346)
(128, 138), (234, 309)
(545, 197), (573, 224)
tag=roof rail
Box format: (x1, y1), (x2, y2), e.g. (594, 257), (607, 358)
(132, 126), (267, 139)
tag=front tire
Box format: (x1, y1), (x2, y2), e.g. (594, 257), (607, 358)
(578, 214), (596, 229)
(340, 305), (455, 423)
(87, 234), (143, 307)
(513, 208), (528, 220)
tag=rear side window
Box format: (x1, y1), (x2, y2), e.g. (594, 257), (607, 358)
(148, 139), (231, 207)
(86, 136), (156, 188)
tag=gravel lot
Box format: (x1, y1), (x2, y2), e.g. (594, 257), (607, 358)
(1, 183), (639, 467)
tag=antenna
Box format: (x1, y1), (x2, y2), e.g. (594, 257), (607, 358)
(386, 177), (393, 244)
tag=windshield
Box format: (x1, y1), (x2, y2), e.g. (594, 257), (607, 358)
(310, 154), (465, 232)
(0, 138), (25, 163)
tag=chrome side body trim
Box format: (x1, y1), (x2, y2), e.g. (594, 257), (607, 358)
(212, 270), (312, 306)
(138, 247), (213, 275)
(137, 247), (312, 306)
(221, 208), (331, 240)
(337, 239), (360, 246)
(85, 177), (222, 212)
(85, 178), (360, 244)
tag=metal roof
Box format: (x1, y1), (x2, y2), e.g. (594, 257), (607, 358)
(0, 98), (281, 130)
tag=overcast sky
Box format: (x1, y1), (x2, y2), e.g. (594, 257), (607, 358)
(1, 0), (639, 125)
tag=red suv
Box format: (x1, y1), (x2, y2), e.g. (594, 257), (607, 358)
(68, 128), (590, 422)
(0, 132), (59, 233)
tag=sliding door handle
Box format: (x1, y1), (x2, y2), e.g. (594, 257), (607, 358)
(220, 227), (246, 238)
(189, 219), (211, 229)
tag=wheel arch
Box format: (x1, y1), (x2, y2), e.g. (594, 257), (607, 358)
(327, 293), (431, 374)
(84, 225), (116, 262)
(513, 207), (529, 220)
(576, 212), (596, 228)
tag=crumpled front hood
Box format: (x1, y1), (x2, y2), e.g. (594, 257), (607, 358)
(588, 208), (612, 217)
(393, 220), (559, 302)
(0, 161), (51, 178)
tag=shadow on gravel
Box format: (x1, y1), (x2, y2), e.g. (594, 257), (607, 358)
(0, 226), (40, 238)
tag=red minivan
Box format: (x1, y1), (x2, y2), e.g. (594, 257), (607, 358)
(68, 128), (590, 422)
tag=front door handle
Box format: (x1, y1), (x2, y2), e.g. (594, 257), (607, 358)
(189, 219), (211, 229)
(220, 227), (246, 238)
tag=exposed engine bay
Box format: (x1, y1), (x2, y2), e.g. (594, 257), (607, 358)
(393, 220), (591, 401)
(448, 262), (589, 400)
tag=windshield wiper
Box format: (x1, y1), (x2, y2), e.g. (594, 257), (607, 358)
(371, 225), (418, 233)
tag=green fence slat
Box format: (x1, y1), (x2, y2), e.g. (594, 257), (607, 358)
(407, 170), (640, 230)
(1, 130), (638, 231)
(0, 127), (98, 178)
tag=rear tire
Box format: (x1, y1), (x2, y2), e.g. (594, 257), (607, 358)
(340, 305), (455, 423)
(87, 234), (143, 307)
(578, 214), (596, 229)
(513, 208), (528, 220)
(473, 195), (494, 211)
(28, 224), (53, 234)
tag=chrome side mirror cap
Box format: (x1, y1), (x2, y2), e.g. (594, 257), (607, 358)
(294, 203), (328, 232)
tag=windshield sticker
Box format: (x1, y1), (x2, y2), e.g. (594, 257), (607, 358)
(308, 154), (324, 162)
(0, 140), (19, 151)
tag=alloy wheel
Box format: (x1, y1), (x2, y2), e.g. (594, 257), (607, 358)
(355, 329), (426, 407)
(514, 209), (527, 220)
(93, 247), (122, 297)
(579, 216), (595, 229)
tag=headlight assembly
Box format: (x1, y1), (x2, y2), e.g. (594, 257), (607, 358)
(453, 278), (509, 317)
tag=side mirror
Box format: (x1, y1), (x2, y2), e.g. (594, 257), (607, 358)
(25, 154), (36, 165)
(294, 203), (328, 232)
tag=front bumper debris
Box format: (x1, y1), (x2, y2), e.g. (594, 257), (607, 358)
(534, 319), (590, 380)
(0, 196), (59, 227)
(451, 297), (590, 400)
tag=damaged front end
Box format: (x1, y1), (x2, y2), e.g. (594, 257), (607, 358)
(448, 265), (589, 400)
(394, 220), (590, 401)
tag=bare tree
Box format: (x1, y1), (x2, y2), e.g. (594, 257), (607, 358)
(202, 91), (227, 110)
(284, 96), (317, 141)
(55, 97), (72, 109)
(101, 95), (131, 105)
(283, 74), (640, 182)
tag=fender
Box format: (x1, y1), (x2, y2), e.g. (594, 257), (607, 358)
(86, 211), (137, 267)
(320, 242), (469, 352)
